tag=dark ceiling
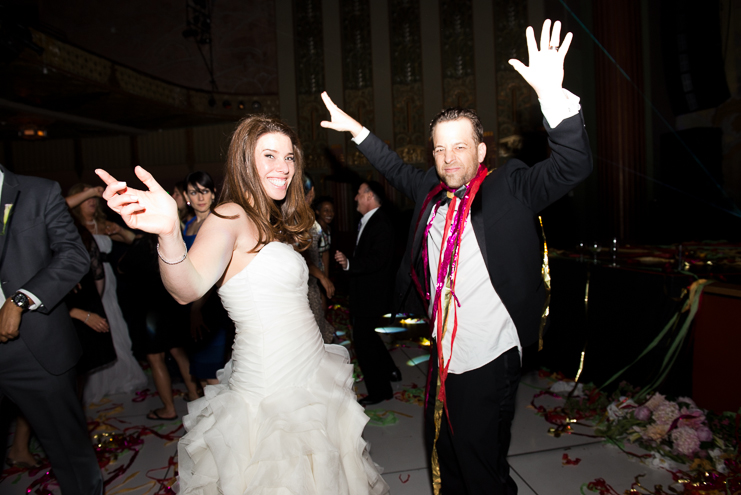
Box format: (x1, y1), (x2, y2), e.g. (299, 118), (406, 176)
(0, 9), (278, 142)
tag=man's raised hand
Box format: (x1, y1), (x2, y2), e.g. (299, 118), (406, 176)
(95, 166), (179, 237)
(508, 19), (573, 100)
(320, 92), (364, 138)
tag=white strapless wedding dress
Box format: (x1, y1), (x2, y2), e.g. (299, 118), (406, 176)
(177, 242), (389, 495)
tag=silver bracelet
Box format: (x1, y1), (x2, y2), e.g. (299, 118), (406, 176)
(156, 242), (188, 265)
(84, 312), (91, 323)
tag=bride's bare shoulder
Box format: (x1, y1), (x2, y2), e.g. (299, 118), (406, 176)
(214, 202), (247, 218)
(212, 202), (259, 244)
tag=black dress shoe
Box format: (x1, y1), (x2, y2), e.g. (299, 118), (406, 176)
(389, 369), (402, 382)
(358, 393), (393, 407)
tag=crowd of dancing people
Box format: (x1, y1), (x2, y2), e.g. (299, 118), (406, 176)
(7, 169), (341, 466)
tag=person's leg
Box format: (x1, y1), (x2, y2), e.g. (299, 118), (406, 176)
(0, 338), (103, 495)
(146, 353), (177, 418)
(352, 316), (392, 400)
(7, 414), (38, 466)
(425, 352), (468, 495)
(444, 347), (521, 495)
(169, 347), (199, 400)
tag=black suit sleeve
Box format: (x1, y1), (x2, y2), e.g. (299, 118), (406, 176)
(23, 182), (90, 314)
(506, 111), (593, 213)
(356, 133), (429, 203)
(347, 216), (394, 277)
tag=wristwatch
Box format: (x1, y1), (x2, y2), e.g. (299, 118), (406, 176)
(11, 292), (29, 311)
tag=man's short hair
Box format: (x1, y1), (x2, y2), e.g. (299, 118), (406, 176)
(429, 108), (484, 145)
(363, 180), (386, 206)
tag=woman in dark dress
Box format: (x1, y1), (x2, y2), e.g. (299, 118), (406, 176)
(118, 234), (200, 420)
(65, 222), (116, 377)
(300, 176), (336, 343)
(64, 186), (117, 381)
(182, 171), (232, 386)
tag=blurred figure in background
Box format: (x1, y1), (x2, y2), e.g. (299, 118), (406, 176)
(119, 233), (200, 420)
(313, 196), (335, 302)
(172, 180), (193, 230)
(65, 186), (116, 387)
(67, 183), (147, 403)
(334, 181), (399, 406)
(301, 175), (336, 343)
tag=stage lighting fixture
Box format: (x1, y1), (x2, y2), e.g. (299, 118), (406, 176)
(222, 100), (232, 109)
(237, 101), (245, 110)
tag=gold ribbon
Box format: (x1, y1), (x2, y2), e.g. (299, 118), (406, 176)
(538, 216), (551, 351)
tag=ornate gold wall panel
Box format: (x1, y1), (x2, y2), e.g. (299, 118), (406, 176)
(296, 93), (331, 170)
(389, 0), (426, 164)
(494, 0), (532, 148)
(116, 67), (188, 107)
(294, 0), (329, 169)
(341, 0), (374, 165)
(33, 31), (112, 84)
(440, 0), (476, 109)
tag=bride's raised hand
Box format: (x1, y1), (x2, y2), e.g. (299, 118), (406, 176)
(95, 166), (179, 237)
(320, 91), (364, 138)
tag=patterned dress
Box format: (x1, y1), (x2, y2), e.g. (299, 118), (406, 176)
(306, 221), (336, 343)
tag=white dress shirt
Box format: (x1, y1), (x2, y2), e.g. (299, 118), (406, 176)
(344, 206), (380, 271)
(426, 199), (520, 373)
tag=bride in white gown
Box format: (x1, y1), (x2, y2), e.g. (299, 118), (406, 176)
(96, 115), (389, 495)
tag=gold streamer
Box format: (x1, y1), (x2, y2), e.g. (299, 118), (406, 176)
(573, 270), (591, 386)
(574, 350), (586, 384)
(431, 375), (443, 495)
(431, 276), (455, 495)
(538, 216), (551, 351)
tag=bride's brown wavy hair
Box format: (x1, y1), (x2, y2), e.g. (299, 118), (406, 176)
(216, 114), (313, 252)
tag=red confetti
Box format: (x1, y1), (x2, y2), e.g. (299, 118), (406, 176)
(399, 474), (410, 483)
(584, 478), (620, 494)
(562, 453), (581, 465)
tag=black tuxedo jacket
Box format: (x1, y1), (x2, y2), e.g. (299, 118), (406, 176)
(0, 166), (90, 374)
(356, 112), (592, 348)
(346, 207), (395, 319)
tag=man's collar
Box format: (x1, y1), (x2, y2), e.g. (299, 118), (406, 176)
(360, 206), (380, 224)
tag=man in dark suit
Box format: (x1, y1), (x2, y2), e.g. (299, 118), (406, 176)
(335, 181), (399, 406)
(0, 164), (103, 494)
(322, 20), (592, 494)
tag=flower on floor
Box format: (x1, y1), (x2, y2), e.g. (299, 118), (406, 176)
(532, 372), (740, 493)
(606, 397), (637, 421)
(602, 394), (716, 464)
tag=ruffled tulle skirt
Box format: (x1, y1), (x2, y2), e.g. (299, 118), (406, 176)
(177, 345), (389, 495)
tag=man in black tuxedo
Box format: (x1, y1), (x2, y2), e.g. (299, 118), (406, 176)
(335, 181), (399, 406)
(322, 20), (592, 494)
(0, 164), (103, 494)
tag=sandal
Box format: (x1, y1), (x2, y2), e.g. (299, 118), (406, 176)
(5, 457), (42, 469)
(146, 409), (178, 421)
